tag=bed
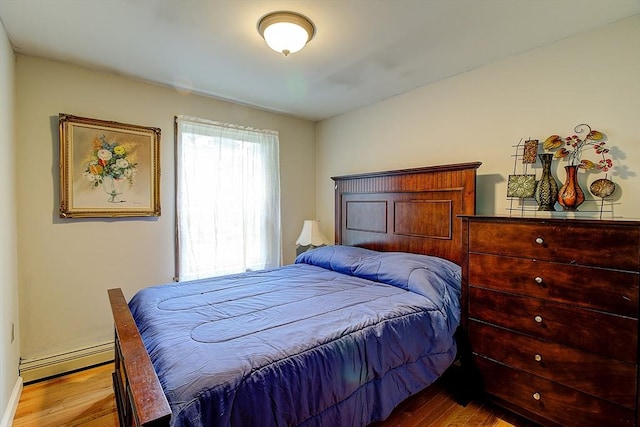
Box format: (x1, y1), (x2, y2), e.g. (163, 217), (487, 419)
(108, 161), (481, 427)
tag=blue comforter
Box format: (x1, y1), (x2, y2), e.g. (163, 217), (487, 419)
(129, 245), (461, 427)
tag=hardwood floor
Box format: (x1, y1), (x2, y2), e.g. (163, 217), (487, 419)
(13, 363), (538, 427)
(13, 363), (117, 427)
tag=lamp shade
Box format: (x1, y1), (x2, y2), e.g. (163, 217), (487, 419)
(295, 220), (328, 247)
(258, 11), (315, 56)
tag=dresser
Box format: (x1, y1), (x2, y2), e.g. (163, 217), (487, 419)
(460, 216), (640, 427)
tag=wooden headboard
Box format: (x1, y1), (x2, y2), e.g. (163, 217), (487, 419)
(332, 162), (481, 265)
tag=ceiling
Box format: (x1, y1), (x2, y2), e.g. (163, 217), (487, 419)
(1, 1), (638, 122)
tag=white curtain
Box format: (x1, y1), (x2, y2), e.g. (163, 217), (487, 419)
(176, 116), (281, 281)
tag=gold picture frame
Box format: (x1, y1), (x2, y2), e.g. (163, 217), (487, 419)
(59, 114), (161, 218)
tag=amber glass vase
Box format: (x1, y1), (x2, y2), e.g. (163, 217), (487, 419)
(557, 165), (585, 211)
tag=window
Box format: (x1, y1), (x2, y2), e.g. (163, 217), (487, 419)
(175, 116), (281, 281)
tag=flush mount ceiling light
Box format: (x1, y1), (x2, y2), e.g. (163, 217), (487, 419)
(257, 11), (315, 56)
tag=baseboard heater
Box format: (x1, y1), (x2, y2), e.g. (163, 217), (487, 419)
(19, 342), (114, 383)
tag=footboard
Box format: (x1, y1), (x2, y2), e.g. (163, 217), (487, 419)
(108, 288), (171, 427)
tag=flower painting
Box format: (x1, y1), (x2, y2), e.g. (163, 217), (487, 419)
(85, 136), (137, 185)
(83, 134), (139, 203)
(59, 114), (161, 218)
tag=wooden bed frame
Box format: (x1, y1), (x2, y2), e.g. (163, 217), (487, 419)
(108, 161), (481, 427)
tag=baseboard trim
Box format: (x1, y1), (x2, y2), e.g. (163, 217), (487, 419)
(19, 342), (114, 383)
(0, 376), (22, 427)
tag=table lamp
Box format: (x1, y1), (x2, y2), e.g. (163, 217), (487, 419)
(295, 219), (329, 256)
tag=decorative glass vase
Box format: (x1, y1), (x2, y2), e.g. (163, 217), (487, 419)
(557, 165), (585, 211)
(102, 175), (126, 203)
(534, 153), (558, 211)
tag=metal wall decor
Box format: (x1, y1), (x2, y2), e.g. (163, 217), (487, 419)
(542, 124), (617, 218)
(507, 174), (536, 198)
(506, 128), (616, 219)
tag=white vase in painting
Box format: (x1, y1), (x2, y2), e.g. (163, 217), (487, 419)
(102, 175), (126, 203)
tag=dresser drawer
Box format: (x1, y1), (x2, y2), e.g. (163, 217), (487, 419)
(469, 320), (637, 409)
(468, 220), (640, 270)
(468, 286), (637, 363)
(469, 253), (639, 317)
(475, 357), (635, 427)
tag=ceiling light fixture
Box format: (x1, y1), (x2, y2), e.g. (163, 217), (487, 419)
(257, 11), (315, 56)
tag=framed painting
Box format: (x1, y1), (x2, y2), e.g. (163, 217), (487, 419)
(59, 114), (161, 218)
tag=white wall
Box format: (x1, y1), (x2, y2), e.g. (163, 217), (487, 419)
(317, 15), (640, 235)
(15, 56), (316, 364)
(0, 18), (20, 422)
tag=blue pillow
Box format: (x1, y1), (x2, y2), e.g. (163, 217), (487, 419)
(295, 245), (461, 299)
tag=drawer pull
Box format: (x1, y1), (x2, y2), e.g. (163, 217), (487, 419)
(532, 392), (541, 401)
(534, 276), (543, 284)
(534, 315), (543, 323)
(535, 237), (544, 245)
(534, 354), (542, 362)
